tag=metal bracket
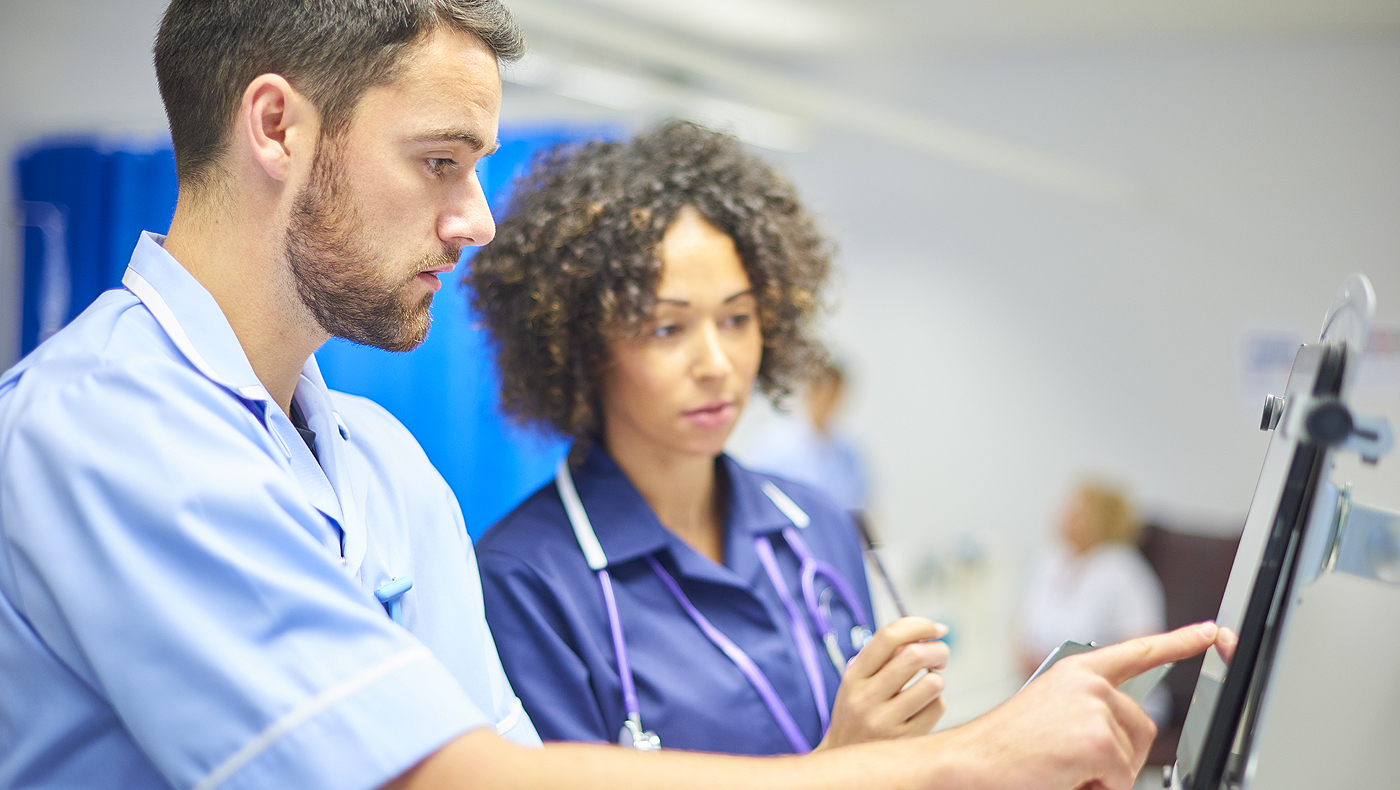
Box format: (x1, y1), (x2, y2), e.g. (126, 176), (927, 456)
(1341, 412), (1395, 465)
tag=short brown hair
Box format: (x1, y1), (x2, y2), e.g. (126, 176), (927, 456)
(154, 0), (524, 188)
(467, 120), (833, 448)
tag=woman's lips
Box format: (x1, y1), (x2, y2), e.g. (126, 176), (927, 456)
(683, 401), (736, 429)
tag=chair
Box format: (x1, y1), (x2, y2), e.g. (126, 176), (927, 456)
(1136, 523), (1240, 765)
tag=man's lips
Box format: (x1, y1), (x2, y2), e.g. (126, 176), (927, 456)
(683, 401), (737, 429)
(416, 263), (456, 292)
(416, 271), (445, 292)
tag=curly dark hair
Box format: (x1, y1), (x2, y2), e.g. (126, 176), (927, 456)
(466, 120), (833, 449)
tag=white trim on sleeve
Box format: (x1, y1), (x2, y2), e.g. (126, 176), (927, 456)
(192, 645), (435, 790)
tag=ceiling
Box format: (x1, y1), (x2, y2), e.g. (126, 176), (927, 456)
(537, 0), (1400, 55)
(499, 0), (1400, 207)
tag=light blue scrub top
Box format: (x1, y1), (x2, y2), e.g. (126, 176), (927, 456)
(0, 233), (539, 790)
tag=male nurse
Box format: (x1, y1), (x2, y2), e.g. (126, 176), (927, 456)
(0, 1), (1219, 789)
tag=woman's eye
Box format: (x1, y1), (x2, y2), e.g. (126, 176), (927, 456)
(651, 324), (682, 339)
(724, 313), (753, 328)
(426, 158), (459, 177)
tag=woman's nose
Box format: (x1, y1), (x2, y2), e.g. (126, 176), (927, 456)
(692, 321), (734, 379)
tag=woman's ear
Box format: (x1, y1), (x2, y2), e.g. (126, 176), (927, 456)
(238, 73), (318, 184)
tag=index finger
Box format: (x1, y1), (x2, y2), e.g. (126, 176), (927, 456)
(1076, 622), (1217, 687)
(845, 617), (947, 681)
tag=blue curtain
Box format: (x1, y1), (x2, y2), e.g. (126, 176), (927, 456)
(16, 125), (610, 539)
(16, 137), (179, 353)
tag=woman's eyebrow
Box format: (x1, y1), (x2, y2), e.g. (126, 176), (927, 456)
(655, 289), (754, 308)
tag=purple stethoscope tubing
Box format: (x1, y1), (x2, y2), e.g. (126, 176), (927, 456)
(752, 532), (832, 734)
(555, 461), (873, 753)
(645, 555), (814, 753)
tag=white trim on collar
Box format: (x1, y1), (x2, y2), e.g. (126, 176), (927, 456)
(121, 267), (270, 403)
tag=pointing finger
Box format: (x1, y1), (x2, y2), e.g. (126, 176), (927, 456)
(1076, 622), (1217, 687)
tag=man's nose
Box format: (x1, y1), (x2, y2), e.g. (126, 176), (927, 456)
(440, 170), (495, 248)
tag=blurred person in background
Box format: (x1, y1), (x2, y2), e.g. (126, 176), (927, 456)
(747, 360), (869, 521)
(467, 120), (950, 755)
(1017, 480), (1169, 723)
(745, 360), (907, 616)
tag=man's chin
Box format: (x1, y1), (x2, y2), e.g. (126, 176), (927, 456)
(380, 296), (434, 352)
(376, 318), (432, 352)
(335, 310), (432, 352)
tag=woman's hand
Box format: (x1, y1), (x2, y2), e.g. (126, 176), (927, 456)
(815, 616), (950, 750)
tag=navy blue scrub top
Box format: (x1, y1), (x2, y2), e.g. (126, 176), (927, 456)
(477, 446), (873, 754)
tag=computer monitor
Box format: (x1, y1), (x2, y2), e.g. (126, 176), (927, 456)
(1172, 274), (1378, 790)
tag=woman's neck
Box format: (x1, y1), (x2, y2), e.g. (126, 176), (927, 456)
(604, 436), (726, 565)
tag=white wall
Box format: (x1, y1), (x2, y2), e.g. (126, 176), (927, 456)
(4, 0), (1398, 721)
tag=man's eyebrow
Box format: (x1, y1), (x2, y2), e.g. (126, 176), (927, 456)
(408, 129), (499, 156)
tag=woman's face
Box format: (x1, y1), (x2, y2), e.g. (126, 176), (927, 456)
(600, 206), (762, 461)
(1057, 492), (1097, 554)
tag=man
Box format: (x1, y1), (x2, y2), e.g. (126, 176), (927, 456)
(0, 1), (1218, 788)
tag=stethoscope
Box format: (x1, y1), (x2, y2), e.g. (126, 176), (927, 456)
(556, 460), (874, 753)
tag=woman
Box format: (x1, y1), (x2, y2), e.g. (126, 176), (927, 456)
(468, 120), (947, 755)
(1016, 480), (1168, 721)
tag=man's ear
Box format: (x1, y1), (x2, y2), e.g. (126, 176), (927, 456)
(239, 73), (318, 184)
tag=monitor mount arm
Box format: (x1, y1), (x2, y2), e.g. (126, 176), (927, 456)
(1262, 394), (1394, 465)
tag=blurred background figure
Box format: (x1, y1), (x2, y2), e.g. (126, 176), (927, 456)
(748, 360), (869, 519)
(743, 359), (912, 619)
(1016, 480), (1168, 722)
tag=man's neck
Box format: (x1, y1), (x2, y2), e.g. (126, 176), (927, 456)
(162, 194), (327, 416)
(604, 432), (725, 565)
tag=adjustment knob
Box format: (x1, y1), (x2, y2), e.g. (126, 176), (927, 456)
(1260, 394), (1285, 431)
(1305, 400), (1353, 445)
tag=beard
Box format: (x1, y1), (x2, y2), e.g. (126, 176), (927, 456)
(285, 137), (459, 352)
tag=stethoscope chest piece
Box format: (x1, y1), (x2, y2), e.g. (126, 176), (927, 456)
(619, 716), (661, 751)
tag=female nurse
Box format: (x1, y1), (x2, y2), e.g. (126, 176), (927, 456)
(468, 120), (949, 755)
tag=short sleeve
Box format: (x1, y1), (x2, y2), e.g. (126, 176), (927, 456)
(477, 548), (612, 744)
(0, 358), (487, 790)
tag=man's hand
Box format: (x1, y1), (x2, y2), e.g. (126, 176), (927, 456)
(1214, 626), (1238, 664)
(935, 622), (1218, 790)
(817, 617), (950, 749)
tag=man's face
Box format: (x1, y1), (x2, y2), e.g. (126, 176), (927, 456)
(286, 28), (502, 351)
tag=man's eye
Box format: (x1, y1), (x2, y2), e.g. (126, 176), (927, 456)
(426, 158), (458, 177)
